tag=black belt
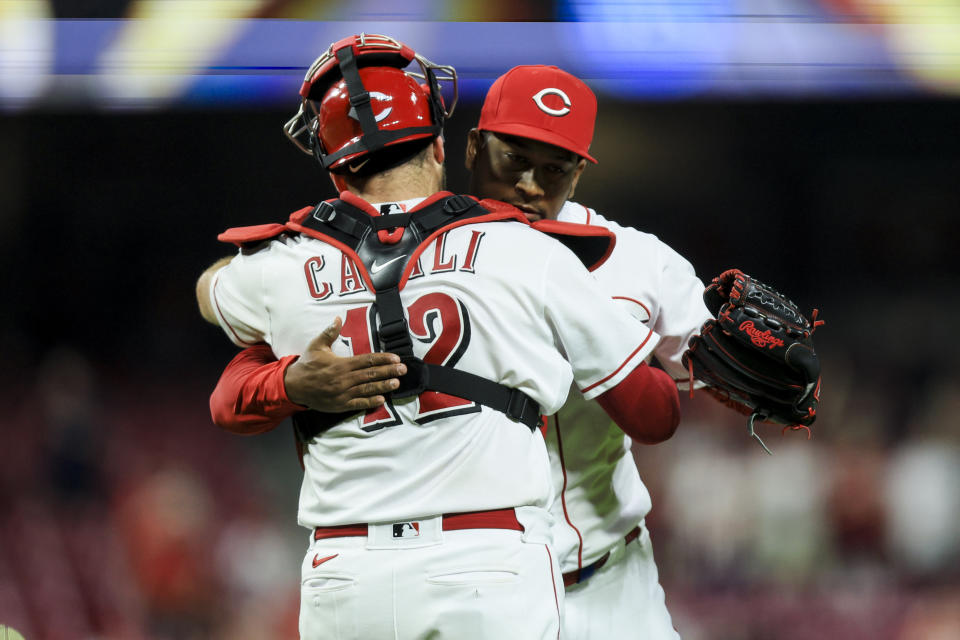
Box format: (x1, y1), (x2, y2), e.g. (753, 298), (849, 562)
(562, 525), (642, 587)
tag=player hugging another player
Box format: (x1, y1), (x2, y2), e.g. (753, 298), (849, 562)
(197, 34), (822, 640)
(197, 33), (683, 639)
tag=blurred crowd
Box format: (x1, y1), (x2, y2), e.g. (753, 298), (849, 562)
(0, 349), (302, 639)
(640, 352), (960, 640)
(1, 342), (958, 640)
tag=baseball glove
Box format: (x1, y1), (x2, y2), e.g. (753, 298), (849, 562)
(682, 269), (823, 453)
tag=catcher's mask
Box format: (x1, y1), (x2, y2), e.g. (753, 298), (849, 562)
(284, 33), (458, 172)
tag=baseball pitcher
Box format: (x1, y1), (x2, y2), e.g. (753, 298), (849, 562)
(466, 65), (821, 639)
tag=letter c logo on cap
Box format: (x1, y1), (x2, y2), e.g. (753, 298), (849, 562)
(532, 88), (571, 117)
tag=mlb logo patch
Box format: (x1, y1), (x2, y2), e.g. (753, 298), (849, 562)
(392, 522), (421, 538)
(380, 203), (407, 215)
(368, 518), (438, 548)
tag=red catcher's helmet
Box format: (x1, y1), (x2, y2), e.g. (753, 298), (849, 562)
(284, 33), (458, 171)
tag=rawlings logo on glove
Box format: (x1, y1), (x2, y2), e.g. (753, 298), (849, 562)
(738, 321), (785, 349)
(682, 269), (824, 454)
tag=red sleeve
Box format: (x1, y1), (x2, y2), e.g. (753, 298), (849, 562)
(209, 345), (303, 435)
(596, 363), (680, 444)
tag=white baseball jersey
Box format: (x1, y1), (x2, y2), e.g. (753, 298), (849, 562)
(211, 195), (661, 529)
(548, 201), (711, 574)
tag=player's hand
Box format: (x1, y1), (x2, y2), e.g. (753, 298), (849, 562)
(283, 317), (407, 413)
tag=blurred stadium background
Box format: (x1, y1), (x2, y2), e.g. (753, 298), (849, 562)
(1, 1), (959, 638)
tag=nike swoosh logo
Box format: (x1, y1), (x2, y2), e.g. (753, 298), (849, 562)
(312, 553), (338, 568)
(370, 255), (406, 274)
(347, 157), (370, 173)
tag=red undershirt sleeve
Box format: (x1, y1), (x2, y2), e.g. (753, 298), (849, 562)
(596, 363), (680, 444)
(209, 345), (304, 435)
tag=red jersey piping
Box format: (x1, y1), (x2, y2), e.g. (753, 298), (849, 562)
(581, 203), (592, 225)
(581, 330), (655, 394)
(544, 544), (561, 640)
(212, 273), (257, 347)
(399, 210), (527, 288)
(554, 413), (585, 570)
(612, 295), (651, 320)
(285, 222), (374, 292)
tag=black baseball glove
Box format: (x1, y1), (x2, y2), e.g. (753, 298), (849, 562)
(682, 269), (823, 453)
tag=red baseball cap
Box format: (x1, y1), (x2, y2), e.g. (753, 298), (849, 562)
(479, 65), (598, 164)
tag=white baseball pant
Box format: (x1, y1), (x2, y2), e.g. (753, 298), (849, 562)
(299, 506), (564, 639)
(562, 521), (680, 639)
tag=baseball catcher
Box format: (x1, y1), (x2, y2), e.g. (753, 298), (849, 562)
(682, 269), (823, 453)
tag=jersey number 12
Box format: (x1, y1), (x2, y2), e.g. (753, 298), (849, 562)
(340, 292), (480, 431)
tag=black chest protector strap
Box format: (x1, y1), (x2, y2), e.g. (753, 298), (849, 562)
(292, 195), (542, 443)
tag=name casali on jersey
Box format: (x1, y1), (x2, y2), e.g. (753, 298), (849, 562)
(211, 198), (659, 527)
(302, 226), (487, 302)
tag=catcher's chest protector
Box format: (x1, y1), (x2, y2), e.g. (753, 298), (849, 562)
(289, 194), (543, 442)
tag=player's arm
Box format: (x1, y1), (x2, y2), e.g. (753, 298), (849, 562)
(197, 256), (233, 324)
(209, 317), (408, 434)
(202, 254), (408, 433)
(646, 241), (711, 388)
(210, 344), (301, 434)
(595, 363), (679, 444)
(544, 242), (680, 443)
